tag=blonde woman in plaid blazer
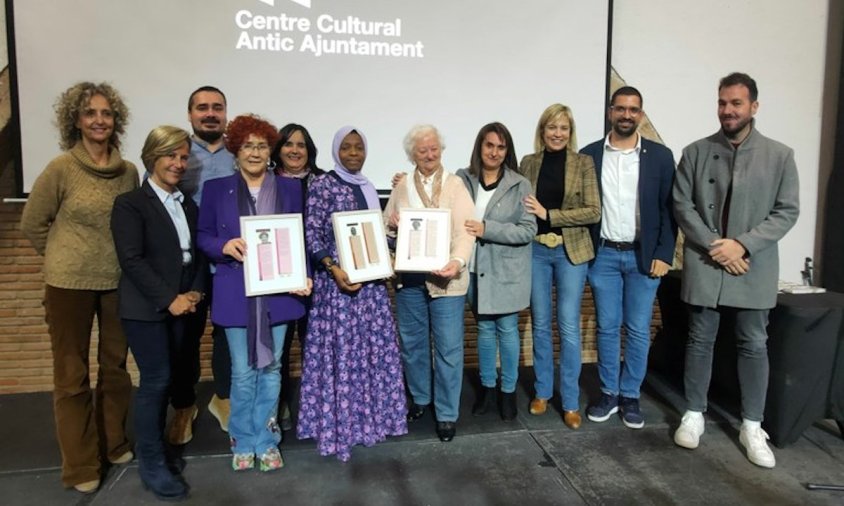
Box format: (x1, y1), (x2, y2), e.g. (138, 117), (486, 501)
(519, 103), (600, 430)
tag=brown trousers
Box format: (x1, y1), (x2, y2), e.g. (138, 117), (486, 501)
(43, 285), (132, 487)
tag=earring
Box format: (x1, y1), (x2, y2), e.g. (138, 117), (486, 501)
(267, 160), (277, 171)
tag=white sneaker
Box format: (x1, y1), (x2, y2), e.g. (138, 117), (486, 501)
(673, 411), (705, 449)
(739, 425), (776, 468)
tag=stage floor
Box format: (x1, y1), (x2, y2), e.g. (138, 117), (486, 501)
(1, 365), (842, 505)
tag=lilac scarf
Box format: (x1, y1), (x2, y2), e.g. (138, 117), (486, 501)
(236, 171), (283, 369)
(331, 126), (380, 210)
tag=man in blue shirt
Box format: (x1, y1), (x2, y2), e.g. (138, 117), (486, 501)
(168, 86), (235, 446)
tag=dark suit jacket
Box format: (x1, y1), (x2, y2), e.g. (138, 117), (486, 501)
(580, 137), (678, 274)
(111, 180), (205, 321)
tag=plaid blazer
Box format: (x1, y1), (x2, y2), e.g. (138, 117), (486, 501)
(518, 150), (601, 265)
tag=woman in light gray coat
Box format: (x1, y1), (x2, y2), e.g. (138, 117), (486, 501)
(457, 122), (536, 420)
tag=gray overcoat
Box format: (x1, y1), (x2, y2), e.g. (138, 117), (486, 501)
(457, 168), (537, 314)
(673, 124), (799, 309)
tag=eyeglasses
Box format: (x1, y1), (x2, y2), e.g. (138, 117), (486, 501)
(241, 143), (270, 152)
(610, 106), (642, 115)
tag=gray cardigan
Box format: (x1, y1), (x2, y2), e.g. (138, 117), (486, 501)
(457, 167), (537, 314)
(673, 125), (799, 309)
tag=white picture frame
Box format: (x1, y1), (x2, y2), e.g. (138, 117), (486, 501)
(240, 214), (308, 296)
(394, 207), (451, 272)
(331, 210), (394, 284)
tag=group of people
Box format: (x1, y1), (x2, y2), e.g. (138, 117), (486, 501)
(20, 71), (799, 501)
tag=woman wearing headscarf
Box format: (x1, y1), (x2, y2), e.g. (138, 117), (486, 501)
(21, 82), (137, 494)
(297, 126), (407, 462)
(111, 126), (203, 501)
(456, 122), (536, 421)
(197, 114), (311, 472)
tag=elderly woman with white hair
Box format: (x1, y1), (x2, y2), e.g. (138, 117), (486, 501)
(384, 124), (474, 442)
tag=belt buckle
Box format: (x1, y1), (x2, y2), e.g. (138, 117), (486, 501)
(536, 233), (562, 248)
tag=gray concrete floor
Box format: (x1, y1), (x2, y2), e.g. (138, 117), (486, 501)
(1, 366), (842, 506)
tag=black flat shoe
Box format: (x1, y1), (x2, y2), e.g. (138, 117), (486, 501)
(472, 386), (497, 416)
(436, 421), (456, 442)
(501, 391), (518, 421)
(407, 403), (427, 422)
(139, 459), (189, 502)
(167, 456), (186, 475)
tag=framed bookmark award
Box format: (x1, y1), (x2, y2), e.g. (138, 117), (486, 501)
(240, 214), (308, 296)
(394, 207), (451, 272)
(331, 209), (393, 284)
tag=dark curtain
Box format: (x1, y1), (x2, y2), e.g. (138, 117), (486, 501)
(822, 27), (844, 291)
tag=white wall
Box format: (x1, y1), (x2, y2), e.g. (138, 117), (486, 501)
(612, 0), (830, 282)
(10, 0), (609, 192)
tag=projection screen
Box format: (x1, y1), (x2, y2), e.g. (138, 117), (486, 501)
(9, 0), (609, 193)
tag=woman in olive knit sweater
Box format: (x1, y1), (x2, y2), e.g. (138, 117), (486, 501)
(21, 82), (138, 494)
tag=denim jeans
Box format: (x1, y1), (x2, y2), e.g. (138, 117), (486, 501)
(396, 274), (466, 422)
(684, 305), (770, 421)
(587, 246), (661, 399)
(169, 301), (203, 409)
(225, 324), (287, 455)
(211, 324), (230, 399)
(468, 275), (520, 393)
(530, 244), (588, 411)
(122, 318), (186, 465)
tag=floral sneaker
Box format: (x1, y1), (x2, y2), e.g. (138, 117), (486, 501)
(259, 448), (284, 472)
(232, 453), (255, 471)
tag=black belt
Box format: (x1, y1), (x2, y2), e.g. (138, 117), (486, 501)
(600, 239), (638, 251)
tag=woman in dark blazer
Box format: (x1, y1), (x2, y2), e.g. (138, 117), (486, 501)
(520, 104), (601, 430)
(111, 126), (205, 501)
(197, 114), (310, 473)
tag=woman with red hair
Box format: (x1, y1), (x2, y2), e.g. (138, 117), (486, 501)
(198, 114), (311, 472)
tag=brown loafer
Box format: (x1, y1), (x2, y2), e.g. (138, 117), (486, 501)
(167, 404), (198, 445)
(529, 398), (548, 415)
(564, 410), (582, 430)
(208, 394), (230, 433)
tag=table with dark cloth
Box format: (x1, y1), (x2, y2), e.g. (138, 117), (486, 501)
(650, 272), (844, 447)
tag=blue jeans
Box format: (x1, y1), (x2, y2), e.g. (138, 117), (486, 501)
(684, 305), (770, 421)
(587, 246), (661, 399)
(122, 318), (186, 465)
(396, 274), (466, 422)
(530, 244), (588, 411)
(225, 325), (287, 455)
(468, 275), (520, 393)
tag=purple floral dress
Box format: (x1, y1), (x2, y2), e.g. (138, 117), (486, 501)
(296, 173), (408, 461)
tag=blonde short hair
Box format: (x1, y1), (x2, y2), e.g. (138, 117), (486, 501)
(533, 103), (578, 154)
(140, 126), (192, 172)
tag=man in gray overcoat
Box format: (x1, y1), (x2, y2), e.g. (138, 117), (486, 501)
(672, 73), (799, 469)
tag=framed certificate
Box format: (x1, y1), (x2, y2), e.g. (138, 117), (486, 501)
(394, 208), (451, 272)
(331, 210), (393, 284)
(240, 214), (308, 296)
